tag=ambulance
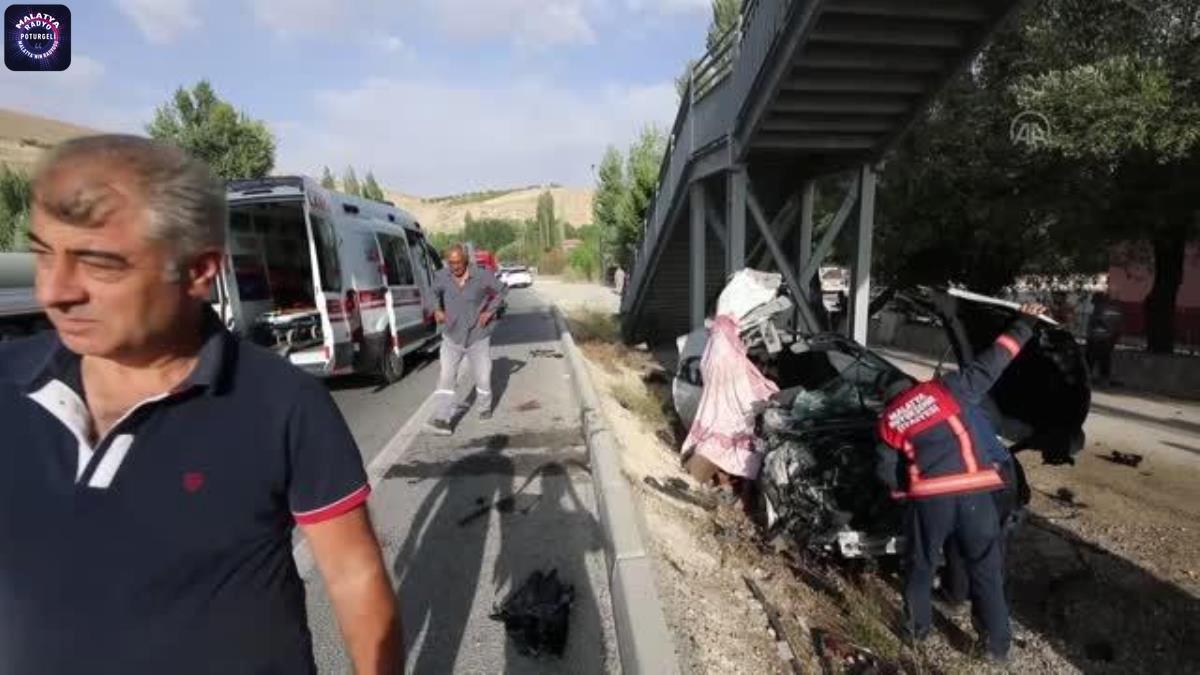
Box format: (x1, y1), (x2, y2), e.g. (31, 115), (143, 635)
(219, 176), (443, 383)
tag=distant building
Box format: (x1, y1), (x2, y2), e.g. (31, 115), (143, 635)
(562, 238), (583, 253)
(1108, 241), (1200, 347)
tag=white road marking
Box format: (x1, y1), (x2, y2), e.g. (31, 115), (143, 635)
(294, 391), (438, 577)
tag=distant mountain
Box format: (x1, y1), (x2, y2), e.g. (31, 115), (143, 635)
(385, 186), (594, 233)
(0, 108), (97, 172)
(0, 107), (595, 231)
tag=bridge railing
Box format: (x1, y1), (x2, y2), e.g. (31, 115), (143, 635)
(622, 0), (799, 317)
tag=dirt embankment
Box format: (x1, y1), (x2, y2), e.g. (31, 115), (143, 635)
(0, 108), (97, 172)
(387, 186), (594, 234)
(565, 308), (1199, 675)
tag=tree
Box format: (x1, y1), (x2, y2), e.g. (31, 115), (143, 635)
(464, 216), (519, 253)
(676, 0), (743, 98)
(707, 0), (742, 50)
(320, 166), (337, 190)
(0, 166), (32, 251)
(343, 167), (361, 197)
(146, 80), (275, 179)
(536, 190), (560, 250)
(1012, 0), (1200, 353)
(522, 219), (541, 262)
(593, 146), (628, 269)
(872, 0), (1200, 353)
(362, 171), (386, 201)
(624, 126), (667, 261)
(429, 231), (459, 254)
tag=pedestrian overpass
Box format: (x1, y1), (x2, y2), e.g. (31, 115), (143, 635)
(620, 0), (1023, 344)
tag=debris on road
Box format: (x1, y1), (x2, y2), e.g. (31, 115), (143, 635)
(643, 476), (717, 511)
(516, 399), (542, 412)
(1048, 487), (1081, 507)
(812, 629), (903, 675)
(742, 575), (807, 674)
(490, 569), (575, 658)
(1102, 450), (1145, 468)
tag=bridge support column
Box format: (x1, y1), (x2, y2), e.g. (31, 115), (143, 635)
(850, 164), (876, 345)
(797, 180), (815, 274)
(727, 169), (747, 276)
(690, 182), (707, 330)
(747, 188), (819, 332)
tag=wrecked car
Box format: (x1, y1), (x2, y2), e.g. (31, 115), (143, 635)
(673, 278), (1091, 559)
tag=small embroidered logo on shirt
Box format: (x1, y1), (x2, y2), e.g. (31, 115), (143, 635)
(183, 471), (205, 493)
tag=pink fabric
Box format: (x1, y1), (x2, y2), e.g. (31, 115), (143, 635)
(681, 315), (779, 479)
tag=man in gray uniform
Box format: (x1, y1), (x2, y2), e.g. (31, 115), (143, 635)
(427, 244), (508, 435)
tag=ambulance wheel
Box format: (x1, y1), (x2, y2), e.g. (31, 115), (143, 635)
(379, 349), (406, 384)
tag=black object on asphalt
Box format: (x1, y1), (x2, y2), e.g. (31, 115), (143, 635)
(530, 349), (564, 359)
(490, 569), (575, 657)
(1103, 450), (1144, 468)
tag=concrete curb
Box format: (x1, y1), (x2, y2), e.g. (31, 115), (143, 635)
(550, 306), (681, 675)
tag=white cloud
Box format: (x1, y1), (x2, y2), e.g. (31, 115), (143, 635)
(624, 0), (709, 14)
(274, 76), (678, 194)
(429, 0), (597, 48)
(371, 34), (417, 63)
(114, 0), (201, 44)
(377, 35), (406, 53)
(249, 0), (386, 38)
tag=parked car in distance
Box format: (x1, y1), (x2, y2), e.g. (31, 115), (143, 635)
(500, 265), (534, 289)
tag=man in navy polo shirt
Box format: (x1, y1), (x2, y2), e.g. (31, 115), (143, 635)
(0, 135), (403, 674)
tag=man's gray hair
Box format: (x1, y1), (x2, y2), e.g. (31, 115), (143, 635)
(33, 134), (227, 265)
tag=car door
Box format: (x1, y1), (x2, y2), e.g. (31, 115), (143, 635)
(407, 230), (442, 340)
(377, 231), (425, 351)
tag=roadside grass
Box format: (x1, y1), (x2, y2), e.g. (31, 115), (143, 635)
(841, 578), (907, 666)
(611, 380), (671, 430)
(566, 308), (681, 440)
(567, 308), (621, 344)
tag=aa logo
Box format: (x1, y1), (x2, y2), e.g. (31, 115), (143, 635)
(1010, 111), (1052, 150)
(5, 5), (71, 71)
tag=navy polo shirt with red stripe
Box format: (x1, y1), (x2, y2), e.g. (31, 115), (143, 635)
(0, 315), (370, 674)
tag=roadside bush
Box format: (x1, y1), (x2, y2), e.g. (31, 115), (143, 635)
(567, 239), (600, 281)
(539, 248), (567, 275)
(0, 166), (32, 252)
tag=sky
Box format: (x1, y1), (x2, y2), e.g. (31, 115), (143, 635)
(0, 0), (710, 194)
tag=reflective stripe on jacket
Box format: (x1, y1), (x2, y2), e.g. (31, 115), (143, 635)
(877, 322), (1034, 499)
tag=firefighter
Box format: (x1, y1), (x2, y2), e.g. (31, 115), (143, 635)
(876, 302), (1049, 664)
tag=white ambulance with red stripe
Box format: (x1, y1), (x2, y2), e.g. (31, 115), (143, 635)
(220, 176), (443, 383)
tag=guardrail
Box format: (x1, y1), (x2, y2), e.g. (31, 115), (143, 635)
(621, 0), (800, 319)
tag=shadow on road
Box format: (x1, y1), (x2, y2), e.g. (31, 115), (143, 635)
(391, 435), (514, 674)
(491, 357), (526, 410)
(387, 433), (607, 673)
(491, 307), (563, 349)
(1006, 514), (1200, 673)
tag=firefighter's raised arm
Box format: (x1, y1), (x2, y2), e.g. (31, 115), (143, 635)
(942, 303), (1048, 404)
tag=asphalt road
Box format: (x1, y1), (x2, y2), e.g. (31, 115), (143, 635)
(304, 288), (619, 674)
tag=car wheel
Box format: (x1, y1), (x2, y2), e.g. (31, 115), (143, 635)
(379, 347), (406, 384)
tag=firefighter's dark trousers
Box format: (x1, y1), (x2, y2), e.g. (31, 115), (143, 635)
(905, 491), (1011, 658)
